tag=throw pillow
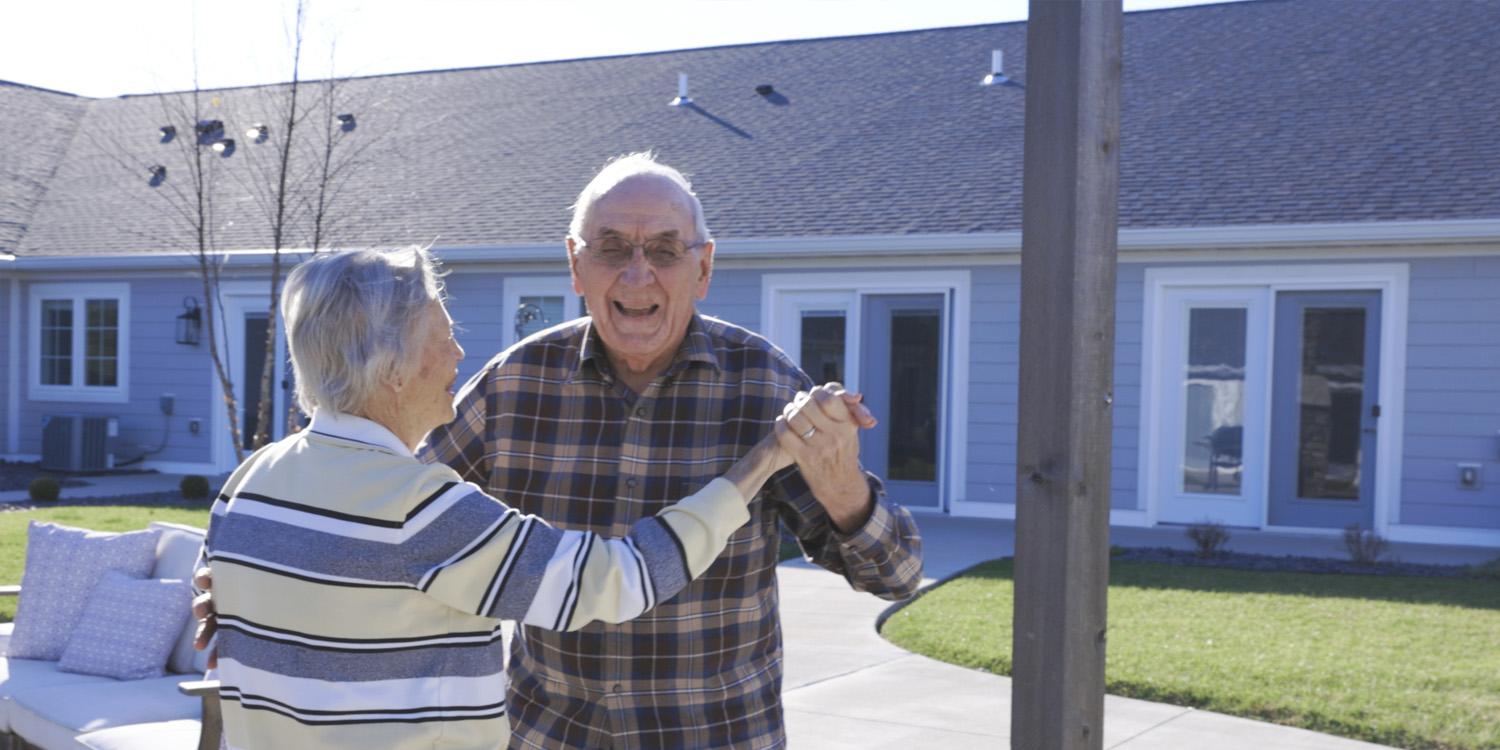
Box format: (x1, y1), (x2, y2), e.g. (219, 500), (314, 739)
(58, 571), (193, 680)
(7, 522), (159, 661)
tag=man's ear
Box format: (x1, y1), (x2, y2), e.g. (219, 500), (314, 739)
(565, 236), (585, 295)
(695, 240), (715, 301)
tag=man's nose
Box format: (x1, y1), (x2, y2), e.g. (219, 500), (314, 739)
(619, 248), (655, 283)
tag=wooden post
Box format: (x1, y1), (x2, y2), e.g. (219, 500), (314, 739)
(1012, 1), (1122, 749)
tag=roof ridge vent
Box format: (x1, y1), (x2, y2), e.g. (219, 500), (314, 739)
(669, 73), (692, 106)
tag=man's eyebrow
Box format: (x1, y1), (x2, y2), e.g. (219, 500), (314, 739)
(593, 227), (682, 239)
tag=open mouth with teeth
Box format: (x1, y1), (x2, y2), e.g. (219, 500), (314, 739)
(615, 301), (659, 317)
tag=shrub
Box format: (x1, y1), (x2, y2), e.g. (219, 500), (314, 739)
(179, 475), (211, 501)
(1467, 557), (1500, 580)
(28, 476), (61, 502)
(1343, 523), (1390, 566)
(1185, 519), (1231, 558)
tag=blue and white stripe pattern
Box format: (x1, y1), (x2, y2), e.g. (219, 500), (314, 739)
(206, 411), (747, 750)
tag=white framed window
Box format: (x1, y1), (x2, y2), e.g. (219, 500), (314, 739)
(502, 276), (581, 349)
(28, 283), (131, 403)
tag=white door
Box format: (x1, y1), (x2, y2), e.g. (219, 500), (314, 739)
(1154, 286), (1270, 527)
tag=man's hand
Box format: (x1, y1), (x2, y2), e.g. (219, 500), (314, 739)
(775, 383), (878, 533)
(192, 566), (218, 669)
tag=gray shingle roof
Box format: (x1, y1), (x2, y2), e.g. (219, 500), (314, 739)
(0, 82), (87, 254)
(7, 0), (1499, 258)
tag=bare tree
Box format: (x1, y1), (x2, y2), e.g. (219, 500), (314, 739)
(96, 0), (383, 463)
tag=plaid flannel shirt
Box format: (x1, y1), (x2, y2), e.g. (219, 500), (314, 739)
(423, 313), (923, 750)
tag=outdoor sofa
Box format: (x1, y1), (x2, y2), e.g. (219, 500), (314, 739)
(0, 521), (219, 750)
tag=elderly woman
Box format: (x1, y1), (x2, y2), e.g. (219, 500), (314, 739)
(203, 247), (787, 750)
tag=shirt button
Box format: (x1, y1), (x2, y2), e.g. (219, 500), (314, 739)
(626, 478), (637, 489)
(612, 684), (623, 693)
(636, 407), (647, 417)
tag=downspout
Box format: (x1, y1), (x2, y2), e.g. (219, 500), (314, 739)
(5, 268), (19, 458)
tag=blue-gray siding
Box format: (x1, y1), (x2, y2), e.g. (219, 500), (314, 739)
(1402, 256), (1500, 529)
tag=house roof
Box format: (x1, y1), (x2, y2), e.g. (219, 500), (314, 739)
(4, 0), (1498, 260)
(0, 82), (87, 255)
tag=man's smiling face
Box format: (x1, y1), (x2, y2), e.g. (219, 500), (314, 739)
(568, 173), (713, 383)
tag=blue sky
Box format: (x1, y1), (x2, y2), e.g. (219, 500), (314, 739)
(2, 0), (1236, 98)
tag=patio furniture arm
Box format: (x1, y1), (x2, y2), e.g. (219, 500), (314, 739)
(178, 680), (221, 750)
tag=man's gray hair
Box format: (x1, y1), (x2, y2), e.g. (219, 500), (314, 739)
(281, 246), (446, 416)
(568, 151), (711, 249)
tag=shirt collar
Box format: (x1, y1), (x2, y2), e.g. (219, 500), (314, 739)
(574, 313), (722, 384)
(306, 410), (414, 457)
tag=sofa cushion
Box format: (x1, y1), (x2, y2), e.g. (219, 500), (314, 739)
(8, 673), (200, 748)
(76, 719), (205, 750)
(8, 522), (159, 661)
(0, 657), (115, 732)
(59, 571), (193, 680)
(148, 521), (210, 675)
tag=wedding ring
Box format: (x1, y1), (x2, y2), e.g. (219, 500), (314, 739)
(802, 427), (817, 440)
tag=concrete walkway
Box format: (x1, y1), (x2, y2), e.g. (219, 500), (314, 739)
(8, 472), (1494, 748)
(780, 513), (1495, 750)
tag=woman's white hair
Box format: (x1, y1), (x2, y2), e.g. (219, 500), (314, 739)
(281, 246), (446, 416)
(568, 151), (711, 247)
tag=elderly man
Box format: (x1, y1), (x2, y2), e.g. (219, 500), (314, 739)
(424, 152), (923, 749)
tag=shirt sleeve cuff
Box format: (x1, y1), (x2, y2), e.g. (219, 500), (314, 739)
(831, 483), (892, 553)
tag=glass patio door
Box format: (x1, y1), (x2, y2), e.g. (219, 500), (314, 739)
(859, 295), (943, 509)
(1268, 291), (1381, 529)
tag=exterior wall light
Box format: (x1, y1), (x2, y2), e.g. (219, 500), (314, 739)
(176, 297), (202, 346)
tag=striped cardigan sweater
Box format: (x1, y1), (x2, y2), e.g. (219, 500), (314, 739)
(204, 411), (749, 750)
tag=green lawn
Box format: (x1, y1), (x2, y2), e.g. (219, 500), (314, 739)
(1, 505), (213, 623)
(883, 559), (1500, 750)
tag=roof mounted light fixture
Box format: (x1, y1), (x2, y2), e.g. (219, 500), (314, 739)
(755, 84), (774, 96)
(148, 165), (167, 186)
(211, 138), (235, 156)
(246, 123), (268, 142)
(158, 125), (176, 141)
(337, 113), (356, 132)
(669, 73), (692, 106)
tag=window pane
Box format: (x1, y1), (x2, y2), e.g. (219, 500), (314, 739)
(799, 311), (845, 384)
(1296, 308), (1365, 500)
(40, 300), (72, 386)
(84, 299), (119, 387)
(888, 310), (940, 482)
(1181, 308), (1246, 495)
(515, 295), (565, 341)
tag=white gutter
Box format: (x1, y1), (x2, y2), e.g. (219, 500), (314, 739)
(4, 219), (1497, 270)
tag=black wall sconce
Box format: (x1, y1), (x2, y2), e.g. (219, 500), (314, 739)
(176, 297), (202, 345)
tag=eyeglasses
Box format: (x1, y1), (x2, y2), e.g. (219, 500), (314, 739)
(575, 236), (708, 268)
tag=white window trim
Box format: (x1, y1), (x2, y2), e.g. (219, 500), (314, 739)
(28, 282), (131, 404)
(762, 269), (971, 512)
(502, 276), (581, 349)
(1137, 263), (1409, 536)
